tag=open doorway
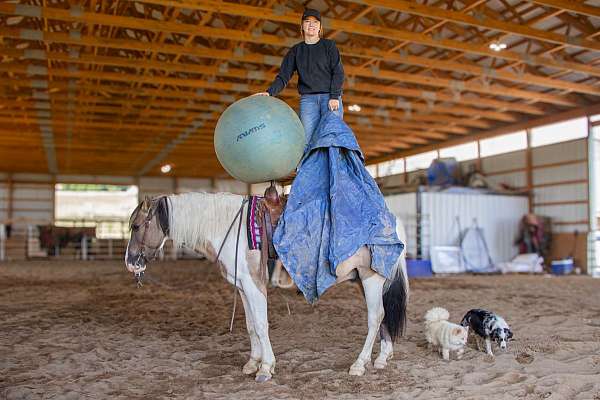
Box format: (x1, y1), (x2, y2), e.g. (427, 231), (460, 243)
(55, 184), (138, 239)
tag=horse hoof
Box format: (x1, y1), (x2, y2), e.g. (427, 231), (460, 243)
(373, 359), (387, 370)
(242, 359), (260, 375)
(255, 374), (272, 383)
(349, 363), (366, 376)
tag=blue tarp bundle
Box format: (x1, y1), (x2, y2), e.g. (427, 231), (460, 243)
(273, 113), (404, 303)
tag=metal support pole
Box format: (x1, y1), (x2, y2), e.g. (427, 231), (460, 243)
(81, 234), (88, 261)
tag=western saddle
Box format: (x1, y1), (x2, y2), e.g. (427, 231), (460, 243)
(256, 182), (294, 289)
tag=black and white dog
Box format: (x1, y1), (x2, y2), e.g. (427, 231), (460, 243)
(460, 309), (513, 356)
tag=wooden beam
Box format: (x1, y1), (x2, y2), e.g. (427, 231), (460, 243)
(157, 0), (600, 77)
(2, 27), (593, 98)
(0, 3), (597, 77)
(345, 0), (600, 52)
(528, 0), (600, 19)
(0, 71), (520, 122)
(0, 46), (570, 110)
(2, 47), (571, 110)
(1, 95), (492, 129)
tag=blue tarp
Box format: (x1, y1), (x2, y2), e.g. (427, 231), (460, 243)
(273, 112), (404, 303)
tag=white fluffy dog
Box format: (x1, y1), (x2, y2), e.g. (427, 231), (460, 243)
(424, 307), (469, 360)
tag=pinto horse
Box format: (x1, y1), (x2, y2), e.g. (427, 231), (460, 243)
(125, 192), (408, 382)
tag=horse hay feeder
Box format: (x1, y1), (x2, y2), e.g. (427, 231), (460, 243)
(214, 96), (305, 183)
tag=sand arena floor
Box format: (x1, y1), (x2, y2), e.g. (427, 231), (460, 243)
(1, 259), (600, 400)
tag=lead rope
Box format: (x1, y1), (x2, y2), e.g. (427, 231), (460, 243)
(229, 199), (245, 333)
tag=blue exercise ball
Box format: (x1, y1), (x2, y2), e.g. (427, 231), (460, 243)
(214, 96), (305, 183)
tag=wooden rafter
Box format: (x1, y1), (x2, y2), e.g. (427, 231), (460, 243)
(0, 0), (598, 177)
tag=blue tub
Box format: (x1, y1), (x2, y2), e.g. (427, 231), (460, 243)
(407, 259), (433, 278)
(551, 259), (574, 275)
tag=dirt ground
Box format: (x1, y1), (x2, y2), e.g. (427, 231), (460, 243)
(1, 259), (600, 400)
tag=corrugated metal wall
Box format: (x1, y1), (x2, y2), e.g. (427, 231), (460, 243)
(421, 192), (528, 262)
(384, 191), (528, 262)
(384, 193), (418, 257)
(532, 139), (588, 233)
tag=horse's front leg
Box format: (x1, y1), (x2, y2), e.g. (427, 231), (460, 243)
(350, 269), (385, 376)
(239, 289), (261, 375)
(241, 276), (276, 382)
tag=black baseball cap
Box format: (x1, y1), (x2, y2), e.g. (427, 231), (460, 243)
(302, 8), (321, 22)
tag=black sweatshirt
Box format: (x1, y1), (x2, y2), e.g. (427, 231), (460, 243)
(267, 39), (344, 99)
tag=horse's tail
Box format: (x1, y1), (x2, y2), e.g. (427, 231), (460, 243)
(382, 217), (409, 342)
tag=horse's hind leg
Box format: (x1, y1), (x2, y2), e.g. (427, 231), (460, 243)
(239, 290), (261, 375)
(349, 268), (385, 376)
(374, 323), (394, 369)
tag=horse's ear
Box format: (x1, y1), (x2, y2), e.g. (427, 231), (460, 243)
(142, 196), (151, 211)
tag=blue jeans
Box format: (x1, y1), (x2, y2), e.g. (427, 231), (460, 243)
(299, 93), (343, 148)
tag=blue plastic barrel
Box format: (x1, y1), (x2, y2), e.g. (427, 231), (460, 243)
(407, 259), (433, 278)
(551, 259), (574, 275)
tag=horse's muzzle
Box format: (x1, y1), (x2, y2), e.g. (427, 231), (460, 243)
(126, 263), (146, 274)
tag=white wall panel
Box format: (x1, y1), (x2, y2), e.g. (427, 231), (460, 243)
(385, 193), (418, 258)
(533, 163), (587, 185)
(534, 183), (588, 204)
(11, 210), (53, 220)
(534, 204), (588, 223)
(530, 138), (589, 233)
(379, 173), (406, 188)
(421, 192), (528, 263)
(215, 179), (247, 195)
(12, 187), (53, 200)
(56, 175), (135, 185)
(138, 177), (175, 200)
(0, 182), (6, 222)
(176, 178), (212, 193)
(407, 170), (424, 184)
(532, 139), (586, 166)
(10, 173), (53, 182)
(138, 177), (174, 190)
(481, 150), (526, 172)
(10, 183), (53, 225)
(13, 201), (53, 210)
(459, 159), (478, 173)
(485, 172), (527, 188)
(250, 182), (271, 196)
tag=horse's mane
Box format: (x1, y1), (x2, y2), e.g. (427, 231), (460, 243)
(167, 192), (245, 248)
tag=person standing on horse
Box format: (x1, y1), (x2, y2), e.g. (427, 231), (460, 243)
(254, 8), (345, 146)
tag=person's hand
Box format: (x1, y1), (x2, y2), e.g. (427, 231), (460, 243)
(328, 99), (340, 111)
(253, 92), (270, 96)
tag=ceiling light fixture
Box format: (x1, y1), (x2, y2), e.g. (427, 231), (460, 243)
(160, 164), (172, 174)
(489, 42), (507, 52)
